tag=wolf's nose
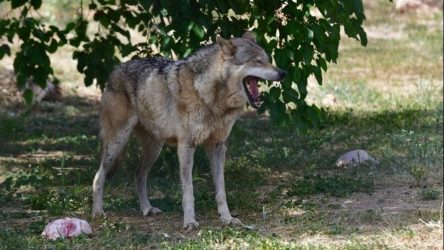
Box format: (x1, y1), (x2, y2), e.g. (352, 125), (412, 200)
(278, 69), (287, 79)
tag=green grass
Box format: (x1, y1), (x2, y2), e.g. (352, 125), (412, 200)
(0, 1), (443, 249)
(420, 188), (441, 201)
(286, 174), (374, 197)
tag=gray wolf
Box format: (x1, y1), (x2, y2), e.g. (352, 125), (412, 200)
(92, 31), (286, 230)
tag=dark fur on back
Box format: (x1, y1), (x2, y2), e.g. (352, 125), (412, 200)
(106, 44), (221, 94)
(106, 57), (174, 92)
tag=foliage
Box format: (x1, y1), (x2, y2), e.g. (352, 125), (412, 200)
(0, 0), (367, 126)
(420, 188), (440, 201)
(410, 164), (426, 187)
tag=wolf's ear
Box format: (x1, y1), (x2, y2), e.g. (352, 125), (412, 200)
(216, 37), (236, 56)
(242, 31), (256, 42)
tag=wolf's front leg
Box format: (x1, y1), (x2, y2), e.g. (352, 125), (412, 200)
(205, 142), (243, 226)
(177, 143), (199, 230)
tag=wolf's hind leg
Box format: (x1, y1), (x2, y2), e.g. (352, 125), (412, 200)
(204, 142), (243, 226)
(134, 127), (164, 216)
(92, 92), (138, 217)
(92, 116), (137, 216)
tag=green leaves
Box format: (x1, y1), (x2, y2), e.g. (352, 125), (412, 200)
(0, 9), (66, 105)
(11, 0), (27, 9)
(2, 0), (368, 128)
(352, 0), (364, 13)
(23, 89), (33, 104)
(73, 35), (120, 89)
(358, 28), (368, 46)
(192, 25), (205, 39)
(313, 67), (323, 85)
(30, 0), (41, 9)
(14, 38), (53, 91)
(302, 44), (314, 65)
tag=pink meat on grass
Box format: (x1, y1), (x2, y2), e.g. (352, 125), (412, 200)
(41, 217), (93, 240)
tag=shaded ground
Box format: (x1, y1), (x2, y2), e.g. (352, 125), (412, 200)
(0, 90), (442, 249)
(0, 1), (443, 249)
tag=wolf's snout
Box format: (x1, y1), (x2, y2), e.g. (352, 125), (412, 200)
(277, 69), (286, 80)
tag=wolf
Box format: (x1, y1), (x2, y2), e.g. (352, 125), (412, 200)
(92, 31), (286, 230)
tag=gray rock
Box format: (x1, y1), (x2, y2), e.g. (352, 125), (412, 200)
(336, 149), (378, 167)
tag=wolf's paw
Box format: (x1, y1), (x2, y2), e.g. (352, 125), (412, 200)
(142, 206), (162, 216)
(221, 216), (243, 226)
(92, 209), (105, 218)
(183, 220), (199, 232)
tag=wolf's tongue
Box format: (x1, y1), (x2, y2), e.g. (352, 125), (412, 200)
(248, 77), (259, 100)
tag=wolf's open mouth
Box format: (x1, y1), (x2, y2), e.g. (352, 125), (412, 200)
(243, 76), (261, 109)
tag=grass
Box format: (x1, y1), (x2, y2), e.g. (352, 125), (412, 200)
(420, 188), (441, 201)
(285, 174), (374, 197)
(0, 1), (443, 249)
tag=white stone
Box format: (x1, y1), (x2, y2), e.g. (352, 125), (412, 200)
(336, 149), (378, 167)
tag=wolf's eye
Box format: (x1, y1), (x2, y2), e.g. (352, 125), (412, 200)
(253, 59), (263, 64)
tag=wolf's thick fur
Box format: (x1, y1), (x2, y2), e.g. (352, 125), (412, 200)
(92, 31), (285, 230)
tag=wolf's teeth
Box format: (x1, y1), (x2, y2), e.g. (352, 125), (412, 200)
(244, 76), (262, 108)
